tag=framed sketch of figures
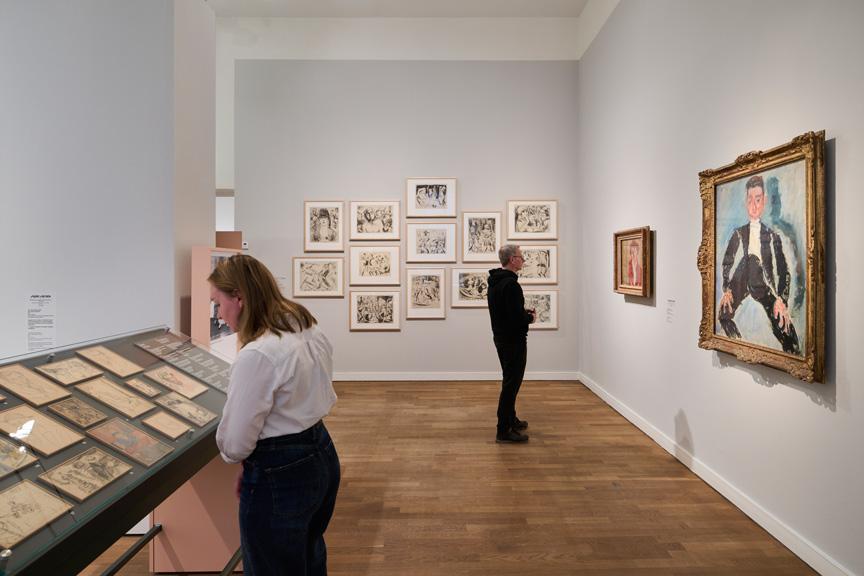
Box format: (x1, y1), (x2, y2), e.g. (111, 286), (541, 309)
(507, 200), (558, 240)
(518, 245), (558, 285)
(406, 177), (457, 218)
(293, 257), (344, 298)
(698, 130), (825, 382)
(406, 268), (446, 319)
(0, 405), (84, 456)
(77, 346), (144, 378)
(35, 357), (102, 385)
(48, 397), (108, 428)
(350, 201), (400, 241)
(143, 366), (208, 399)
(304, 201), (344, 252)
(613, 227), (651, 297)
(38, 447), (132, 502)
(0, 481), (72, 549)
(88, 419), (174, 467)
(524, 290), (559, 330)
(155, 392), (218, 427)
(451, 268), (489, 308)
(406, 222), (457, 263)
(0, 437), (37, 480)
(462, 212), (501, 262)
(0, 364), (70, 406)
(75, 377), (156, 419)
(349, 246), (400, 286)
(350, 291), (401, 331)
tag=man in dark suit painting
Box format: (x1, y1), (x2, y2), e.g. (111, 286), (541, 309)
(718, 175), (800, 354)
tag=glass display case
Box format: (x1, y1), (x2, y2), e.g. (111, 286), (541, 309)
(0, 328), (230, 576)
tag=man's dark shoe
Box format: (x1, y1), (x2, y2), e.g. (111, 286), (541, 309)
(512, 418), (528, 430)
(496, 429), (529, 443)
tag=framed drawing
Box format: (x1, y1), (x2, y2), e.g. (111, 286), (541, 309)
(613, 227), (651, 297)
(0, 481), (72, 549)
(406, 222), (457, 263)
(155, 392), (218, 427)
(88, 419), (174, 467)
(350, 201), (400, 241)
(406, 268), (446, 319)
(0, 404), (84, 456)
(124, 377), (161, 398)
(507, 200), (558, 240)
(462, 212), (501, 262)
(524, 290), (559, 330)
(38, 447), (132, 502)
(349, 291), (401, 331)
(75, 377), (156, 419)
(405, 177), (457, 218)
(304, 200), (344, 252)
(0, 437), (37, 480)
(0, 364), (70, 406)
(35, 357), (102, 385)
(451, 268), (489, 308)
(48, 397), (108, 428)
(349, 246), (400, 286)
(293, 257), (344, 298)
(518, 245), (558, 285)
(143, 411), (192, 440)
(143, 366), (208, 399)
(698, 130), (825, 382)
(77, 345), (144, 378)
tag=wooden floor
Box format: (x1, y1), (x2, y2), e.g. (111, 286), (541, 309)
(85, 380), (815, 575)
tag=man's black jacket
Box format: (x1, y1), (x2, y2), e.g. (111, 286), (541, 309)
(487, 268), (532, 342)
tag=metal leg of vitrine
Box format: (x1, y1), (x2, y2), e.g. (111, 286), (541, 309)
(0, 549), (12, 576)
(220, 546), (243, 576)
(99, 523), (163, 576)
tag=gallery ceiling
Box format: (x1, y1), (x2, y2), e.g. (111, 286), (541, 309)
(206, 0), (590, 18)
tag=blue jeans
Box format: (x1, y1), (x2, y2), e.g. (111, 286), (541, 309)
(240, 421), (341, 576)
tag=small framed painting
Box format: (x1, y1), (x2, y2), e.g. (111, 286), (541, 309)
(524, 290), (559, 330)
(349, 246), (400, 286)
(462, 212), (501, 263)
(406, 177), (457, 218)
(613, 227), (651, 297)
(406, 268), (446, 319)
(350, 291), (401, 331)
(304, 200), (344, 252)
(507, 200), (558, 240)
(406, 222), (457, 263)
(518, 245), (558, 285)
(293, 257), (344, 298)
(350, 200), (400, 241)
(451, 268), (489, 308)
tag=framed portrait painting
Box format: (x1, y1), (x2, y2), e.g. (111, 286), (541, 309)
(518, 245), (558, 285)
(293, 257), (344, 298)
(697, 130), (825, 382)
(406, 178), (457, 218)
(524, 290), (558, 330)
(349, 246), (400, 286)
(406, 222), (457, 263)
(350, 201), (400, 241)
(462, 212), (501, 263)
(613, 227), (650, 297)
(350, 291), (401, 331)
(304, 201), (344, 252)
(507, 200), (558, 240)
(406, 268), (446, 319)
(451, 268), (489, 308)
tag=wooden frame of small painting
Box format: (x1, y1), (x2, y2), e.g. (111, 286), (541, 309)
(405, 177), (457, 218)
(0, 364), (70, 406)
(88, 418), (174, 467)
(0, 404), (83, 456)
(38, 447), (132, 502)
(461, 212), (501, 263)
(0, 481), (72, 549)
(450, 268), (489, 308)
(406, 222), (457, 263)
(304, 200), (345, 252)
(613, 227), (651, 297)
(524, 289), (559, 330)
(349, 246), (400, 286)
(292, 257), (344, 298)
(349, 200), (400, 241)
(507, 200), (558, 240)
(34, 357), (102, 385)
(517, 245), (558, 285)
(349, 291), (401, 331)
(77, 345), (143, 378)
(405, 268), (446, 319)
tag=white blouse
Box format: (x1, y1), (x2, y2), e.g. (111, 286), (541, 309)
(216, 325), (337, 464)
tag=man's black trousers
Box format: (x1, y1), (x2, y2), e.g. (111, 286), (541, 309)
(494, 337), (527, 434)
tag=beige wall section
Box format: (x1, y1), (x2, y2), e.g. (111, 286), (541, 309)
(174, 0), (216, 335)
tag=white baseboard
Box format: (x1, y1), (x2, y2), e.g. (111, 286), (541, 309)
(333, 371), (580, 382)
(576, 371), (852, 576)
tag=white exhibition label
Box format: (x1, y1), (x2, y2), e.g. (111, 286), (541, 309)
(27, 293), (56, 351)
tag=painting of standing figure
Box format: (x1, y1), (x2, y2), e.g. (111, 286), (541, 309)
(698, 131), (825, 382)
(614, 227), (650, 297)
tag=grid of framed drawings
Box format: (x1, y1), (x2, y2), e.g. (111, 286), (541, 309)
(297, 180), (560, 331)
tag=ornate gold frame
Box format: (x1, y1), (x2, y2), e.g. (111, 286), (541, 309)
(697, 131), (825, 382)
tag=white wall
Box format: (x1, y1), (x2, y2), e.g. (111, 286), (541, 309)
(577, 1), (864, 574)
(0, 0), (175, 358)
(236, 60), (579, 378)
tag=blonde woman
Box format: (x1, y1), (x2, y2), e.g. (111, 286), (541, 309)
(210, 254), (340, 575)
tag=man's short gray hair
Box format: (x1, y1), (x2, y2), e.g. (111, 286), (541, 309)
(498, 244), (519, 266)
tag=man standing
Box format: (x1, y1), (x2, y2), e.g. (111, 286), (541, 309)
(718, 175), (800, 354)
(488, 245), (535, 443)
